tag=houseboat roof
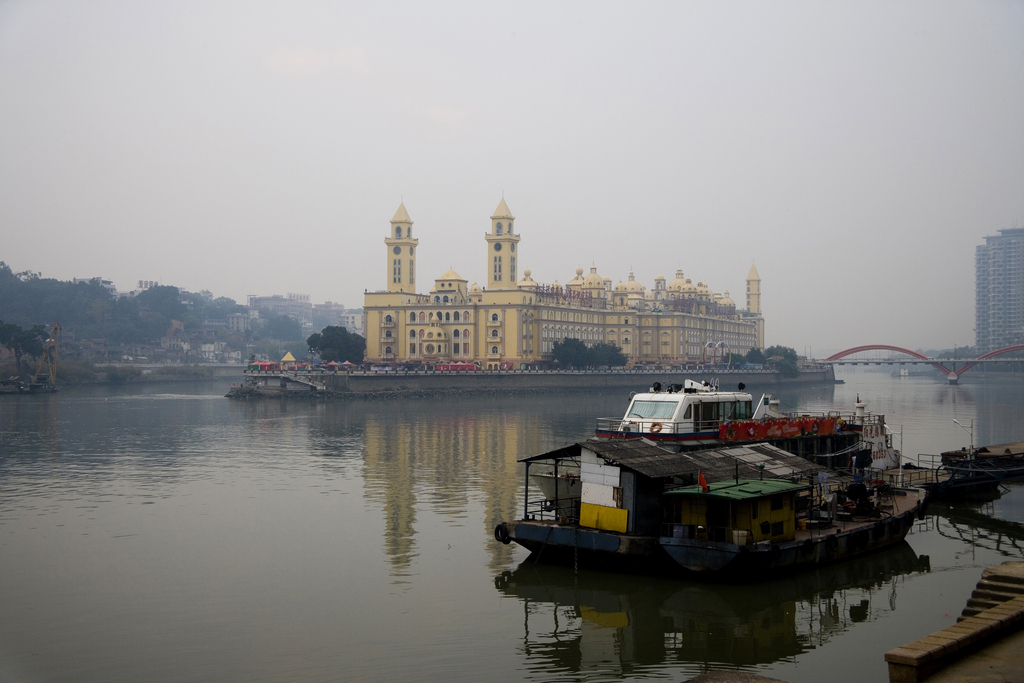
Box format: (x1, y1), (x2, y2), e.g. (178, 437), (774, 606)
(664, 478), (807, 501)
(521, 439), (831, 483)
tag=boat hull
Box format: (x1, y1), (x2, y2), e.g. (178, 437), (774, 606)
(501, 490), (925, 580)
(660, 506), (919, 577)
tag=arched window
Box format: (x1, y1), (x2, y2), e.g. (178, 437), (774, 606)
(384, 330), (392, 339)
(410, 312), (416, 323)
(385, 346), (393, 354)
(491, 346), (499, 354)
(463, 311), (470, 321)
(419, 312), (425, 323)
(410, 330), (416, 339)
(442, 295), (449, 303)
(491, 313), (499, 322)
(491, 329), (498, 338)
(453, 311), (460, 322)
(445, 312), (450, 322)
(384, 314), (393, 323)
(463, 329), (470, 338)
(496, 222), (503, 235)
(453, 329), (460, 338)
(419, 329), (425, 338)
(434, 295), (440, 304)
(395, 227), (401, 238)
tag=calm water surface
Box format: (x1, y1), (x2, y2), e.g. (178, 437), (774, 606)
(1, 369), (1023, 683)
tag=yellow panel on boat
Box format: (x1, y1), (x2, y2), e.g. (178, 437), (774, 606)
(580, 502), (628, 533)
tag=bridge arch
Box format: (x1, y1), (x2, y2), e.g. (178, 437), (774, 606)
(823, 345), (951, 374)
(953, 344), (1024, 376)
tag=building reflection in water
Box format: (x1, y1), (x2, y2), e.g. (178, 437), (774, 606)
(357, 398), (566, 579)
(494, 543), (930, 676)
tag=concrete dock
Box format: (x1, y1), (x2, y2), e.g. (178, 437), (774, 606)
(885, 562), (1024, 682)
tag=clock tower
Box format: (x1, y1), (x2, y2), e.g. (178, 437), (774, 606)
(385, 203), (418, 293)
(484, 198), (521, 290)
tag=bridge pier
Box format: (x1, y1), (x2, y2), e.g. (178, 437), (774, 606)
(948, 373), (959, 385)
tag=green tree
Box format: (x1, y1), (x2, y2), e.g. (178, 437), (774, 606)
(552, 338), (589, 367)
(307, 326), (366, 363)
(265, 315), (304, 341)
(764, 345), (799, 378)
(744, 348), (766, 365)
(0, 320), (47, 379)
(589, 342), (628, 367)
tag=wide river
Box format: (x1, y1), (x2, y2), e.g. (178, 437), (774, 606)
(1, 369), (1023, 683)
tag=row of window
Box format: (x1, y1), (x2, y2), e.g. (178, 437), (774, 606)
(387, 343), (500, 357)
(383, 311), (507, 325)
(382, 329), (474, 340)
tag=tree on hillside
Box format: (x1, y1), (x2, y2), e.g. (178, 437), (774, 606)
(0, 320), (47, 379)
(264, 315), (304, 341)
(135, 286), (186, 321)
(307, 326), (366, 363)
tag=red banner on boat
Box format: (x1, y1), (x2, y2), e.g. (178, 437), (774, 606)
(719, 417), (841, 441)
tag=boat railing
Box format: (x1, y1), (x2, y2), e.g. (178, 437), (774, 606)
(594, 418), (701, 435)
(524, 496), (580, 523)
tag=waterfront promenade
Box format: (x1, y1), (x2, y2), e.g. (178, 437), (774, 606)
(233, 365), (837, 398)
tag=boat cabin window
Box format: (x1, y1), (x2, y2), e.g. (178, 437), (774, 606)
(696, 400), (754, 422)
(682, 404), (692, 420)
(626, 400), (679, 420)
(735, 401), (753, 419)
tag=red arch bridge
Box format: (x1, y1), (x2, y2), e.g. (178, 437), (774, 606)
(822, 345), (1024, 384)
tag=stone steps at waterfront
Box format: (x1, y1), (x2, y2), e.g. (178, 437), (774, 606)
(960, 564), (1024, 620)
(885, 562), (1024, 682)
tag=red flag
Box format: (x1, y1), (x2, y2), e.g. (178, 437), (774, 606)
(698, 471), (709, 493)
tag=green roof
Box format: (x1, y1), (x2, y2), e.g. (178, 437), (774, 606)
(665, 478), (807, 501)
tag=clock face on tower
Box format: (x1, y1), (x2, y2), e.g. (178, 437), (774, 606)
(393, 246), (401, 255)
(494, 243), (502, 252)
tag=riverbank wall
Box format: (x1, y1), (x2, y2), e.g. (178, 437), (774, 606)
(232, 366), (837, 399)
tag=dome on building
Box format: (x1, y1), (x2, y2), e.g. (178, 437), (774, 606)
(584, 265), (604, 288)
(438, 268), (464, 281)
(696, 281), (711, 299)
(683, 278), (697, 295)
(613, 280), (628, 292)
(468, 282), (483, 294)
(625, 270), (645, 293)
(668, 269), (687, 291)
(551, 280), (562, 290)
(721, 290), (735, 307)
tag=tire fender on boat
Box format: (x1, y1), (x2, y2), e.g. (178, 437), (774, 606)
(826, 534), (839, 553)
(494, 523), (512, 545)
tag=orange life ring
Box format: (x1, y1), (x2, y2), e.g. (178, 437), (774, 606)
(650, 422), (663, 433)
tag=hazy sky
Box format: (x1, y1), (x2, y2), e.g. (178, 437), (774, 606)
(2, 1), (1022, 355)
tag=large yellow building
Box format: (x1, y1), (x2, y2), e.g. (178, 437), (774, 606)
(364, 199), (764, 368)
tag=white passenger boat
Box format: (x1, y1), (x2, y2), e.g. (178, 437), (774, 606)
(594, 379), (900, 471)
